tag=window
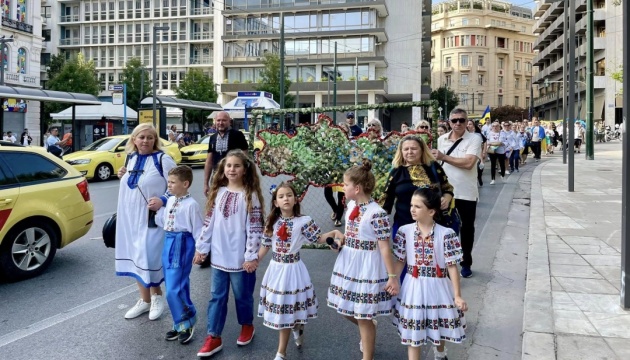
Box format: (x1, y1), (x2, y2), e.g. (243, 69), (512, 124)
(461, 35), (470, 46)
(498, 58), (504, 69)
(496, 37), (507, 49)
(2, 153), (67, 184)
(460, 74), (468, 86)
(460, 93), (468, 105)
(460, 54), (469, 67)
(515, 78), (520, 89)
(445, 75), (452, 87)
(515, 59), (521, 70)
(478, 74), (484, 86)
(445, 56), (451, 67)
(526, 78), (531, 89)
(498, 76), (503, 87)
(477, 93), (484, 105)
(514, 96), (520, 107)
(17, 48), (26, 74)
(478, 56), (484, 66)
(525, 62), (532, 73)
(2, 45), (8, 71)
(498, 95), (503, 106)
(462, 18), (468, 25)
(526, 97), (530, 105)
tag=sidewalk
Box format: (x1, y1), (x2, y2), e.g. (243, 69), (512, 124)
(522, 142), (628, 360)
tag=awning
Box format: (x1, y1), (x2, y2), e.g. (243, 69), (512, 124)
(50, 102), (138, 120)
(209, 91), (279, 119)
(140, 96), (223, 111)
(0, 85), (101, 104)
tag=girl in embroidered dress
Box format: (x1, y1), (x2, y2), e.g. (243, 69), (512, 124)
(328, 159), (400, 360)
(194, 150), (265, 358)
(392, 188), (468, 360)
(258, 183), (344, 360)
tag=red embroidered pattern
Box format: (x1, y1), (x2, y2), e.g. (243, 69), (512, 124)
(219, 191), (239, 219)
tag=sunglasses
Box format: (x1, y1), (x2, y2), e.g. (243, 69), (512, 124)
(419, 126), (429, 129)
(450, 118), (467, 124)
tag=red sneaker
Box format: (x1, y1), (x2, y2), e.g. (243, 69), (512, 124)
(197, 335), (223, 357)
(236, 324), (255, 346)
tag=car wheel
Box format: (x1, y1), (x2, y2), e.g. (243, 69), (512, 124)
(0, 220), (58, 282)
(95, 163), (113, 181)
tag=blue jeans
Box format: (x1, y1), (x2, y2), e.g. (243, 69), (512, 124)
(509, 150), (520, 171)
(163, 231), (196, 332)
(206, 268), (256, 337)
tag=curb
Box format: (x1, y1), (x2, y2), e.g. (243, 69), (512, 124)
(522, 160), (556, 360)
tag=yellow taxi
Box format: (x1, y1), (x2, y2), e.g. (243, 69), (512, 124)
(63, 135), (182, 181)
(0, 141), (94, 281)
(180, 133), (263, 167)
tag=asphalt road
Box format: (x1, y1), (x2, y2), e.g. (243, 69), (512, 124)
(0, 161), (536, 360)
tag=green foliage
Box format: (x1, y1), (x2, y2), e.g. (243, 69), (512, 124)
(257, 119), (431, 201)
(254, 53), (294, 108)
(490, 106), (529, 122)
(46, 54), (66, 82)
(610, 66), (623, 94)
(430, 86), (459, 120)
(44, 53), (100, 116)
(121, 58), (151, 111)
(174, 68), (218, 129)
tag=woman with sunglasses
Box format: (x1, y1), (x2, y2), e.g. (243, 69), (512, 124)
(486, 122), (508, 185)
(367, 118), (384, 139)
(416, 120), (431, 132)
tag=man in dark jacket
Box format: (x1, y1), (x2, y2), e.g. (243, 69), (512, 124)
(203, 111), (248, 196)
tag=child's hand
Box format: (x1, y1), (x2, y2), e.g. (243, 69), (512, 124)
(385, 277), (400, 297)
(243, 260), (258, 273)
(147, 197), (163, 211)
(193, 251), (207, 265)
(454, 296), (468, 312)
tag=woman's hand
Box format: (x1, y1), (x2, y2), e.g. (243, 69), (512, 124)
(454, 296), (468, 312)
(193, 251), (207, 265)
(147, 197), (163, 211)
(441, 194), (453, 210)
(117, 166), (127, 179)
(385, 277), (400, 296)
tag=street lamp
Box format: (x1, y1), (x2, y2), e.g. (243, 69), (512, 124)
(152, 25), (169, 128)
(438, 106), (443, 120)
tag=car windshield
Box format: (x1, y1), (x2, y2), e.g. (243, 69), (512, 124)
(197, 136), (210, 145)
(82, 137), (122, 151)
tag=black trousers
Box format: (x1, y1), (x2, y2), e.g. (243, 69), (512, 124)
(455, 199), (477, 268)
(488, 153), (506, 180)
(530, 141), (542, 159)
(324, 187), (344, 221)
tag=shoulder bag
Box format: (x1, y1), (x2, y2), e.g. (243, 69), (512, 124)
(432, 141), (463, 234)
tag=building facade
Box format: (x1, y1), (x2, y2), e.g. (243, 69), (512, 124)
(46, 0), (428, 131)
(431, 0), (537, 120)
(0, 0), (43, 140)
(532, 0), (622, 125)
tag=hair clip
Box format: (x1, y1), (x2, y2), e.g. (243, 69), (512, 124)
(269, 184), (277, 195)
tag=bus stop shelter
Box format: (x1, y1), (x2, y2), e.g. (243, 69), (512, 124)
(0, 85), (101, 151)
(139, 96), (222, 139)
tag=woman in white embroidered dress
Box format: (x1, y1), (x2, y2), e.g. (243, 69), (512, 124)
(328, 160), (400, 360)
(194, 150), (265, 358)
(258, 183), (343, 360)
(115, 124), (176, 320)
(392, 188), (468, 360)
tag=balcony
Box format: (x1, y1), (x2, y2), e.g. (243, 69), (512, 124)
(221, 79), (388, 95)
(4, 73), (40, 87)
(594, 76), (606, 89)
(222, 28), (388, 43)
(1, 17), (33, 34)
(191, 7), (213, 16)
(191, 32), (213, 41)
(222, 51), (386, 67)
(460, 65), (471, 72)
(190, 56), (213, 65)
(534, 91), (558, 107)
(59, 14), (79, 23)
(477, 65), (486, 72)
(224, 0), (388, 17)
(496, 47), (510, 54)
(514, 68), (522, 75)
(59, 38), (81, 46)
(443, 66), (454, 72)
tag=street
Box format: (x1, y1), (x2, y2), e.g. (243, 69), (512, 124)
(0, 163), (534, 360)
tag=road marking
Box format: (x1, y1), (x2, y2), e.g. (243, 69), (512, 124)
(0, 284), (136, 348)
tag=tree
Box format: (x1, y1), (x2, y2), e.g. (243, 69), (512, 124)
(175, 68), (217, 130)
(254, 52), (294, 108)
(491, 105), (529, 122)
(45, 53), (100, 116)
(122, 58), (151, 111)
(611, 66), (623, 95)
(45, 54), (66, 83)
(430, 86), (459, 120)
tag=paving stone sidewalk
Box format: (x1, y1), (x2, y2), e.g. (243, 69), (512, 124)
(522, 143), (629, 360)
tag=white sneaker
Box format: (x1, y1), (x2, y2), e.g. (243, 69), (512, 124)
(505, 170), (511, 175)
(124, 299), (150, 319)
(149, 294), (165, 320)
(490, 180), (495, 185)
(274, 353), (286, 360)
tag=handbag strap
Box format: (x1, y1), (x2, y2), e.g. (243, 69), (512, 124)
(429, 162), (442, 198)
(440, 137), (464, 166)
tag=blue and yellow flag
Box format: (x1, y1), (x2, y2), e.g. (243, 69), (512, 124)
(480, 105), (491, 125)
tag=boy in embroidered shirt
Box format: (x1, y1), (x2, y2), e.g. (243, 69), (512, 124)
(154, 165), (205, 344)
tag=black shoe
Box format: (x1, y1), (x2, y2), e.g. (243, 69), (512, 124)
(200, 255), (211, 268)
(179, 327), (195, 344)
(165, 329), (179, 341)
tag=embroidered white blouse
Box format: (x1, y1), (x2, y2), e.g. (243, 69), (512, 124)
(155, 194), (205, 238)
(197, 187), (264, 272)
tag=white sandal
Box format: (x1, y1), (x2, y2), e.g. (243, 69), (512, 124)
(274, 352), (286, 360)
(292, 324), (304, 348)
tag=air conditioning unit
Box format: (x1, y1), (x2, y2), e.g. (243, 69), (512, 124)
(498, 69), (503, 75)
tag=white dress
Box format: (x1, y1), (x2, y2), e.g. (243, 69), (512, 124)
(392, 223), (466, 347)
(327, 199), (393, 319)
(196, 187), (263, 272)
(258, 215), (321, 329)
(115, 152), (176, 287)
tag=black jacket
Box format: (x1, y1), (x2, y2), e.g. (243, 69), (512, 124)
(207, 128), (248, 166)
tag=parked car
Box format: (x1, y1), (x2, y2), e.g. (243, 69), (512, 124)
(63, 135), (182, 181)
(0, 141), (94, 281)
(179, 133), (263, 167)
